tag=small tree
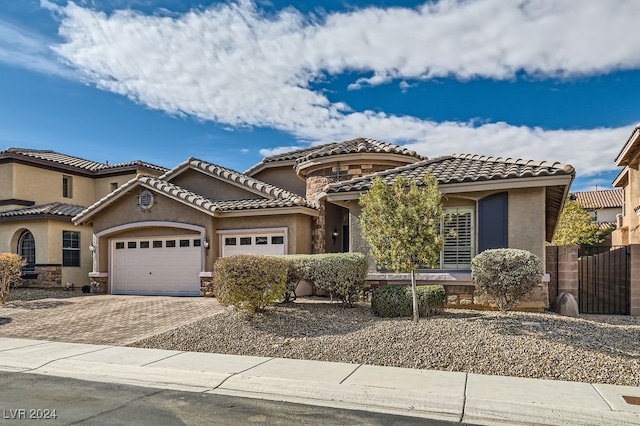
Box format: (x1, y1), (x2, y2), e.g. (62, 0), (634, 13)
(552, 199), (603, 246)
(0, 253), (26, 304)
(360, 175), (444, 322)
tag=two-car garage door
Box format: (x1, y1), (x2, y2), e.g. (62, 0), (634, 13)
(111, 236), (202, 296)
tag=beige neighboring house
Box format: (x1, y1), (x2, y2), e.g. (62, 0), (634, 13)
(0, 148), (167, 288)
(612, 124), (640, 245)
(572, 189), (623, 243)
(72, 137), (575, 308)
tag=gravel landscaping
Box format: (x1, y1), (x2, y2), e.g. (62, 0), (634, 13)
(130, 298), (640, 386)
(6, 288), (94, 302)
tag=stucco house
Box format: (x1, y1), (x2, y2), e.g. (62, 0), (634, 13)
(612, 124), (640, 245)
(0, 148), (167, 287)
(572, 188), (622, 245)
(71, 138), (575, 307)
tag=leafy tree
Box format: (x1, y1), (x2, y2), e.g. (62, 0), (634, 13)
(552, 199), (603, 246)
(360, 175), (444, 322)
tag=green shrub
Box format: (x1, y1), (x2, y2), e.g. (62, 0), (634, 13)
(283, 253), (369, 306)
(213, 254), (288, 312)
(371, 285), (447, 317)
(471, 248), (543, 311)
(0, 253), (26, 304)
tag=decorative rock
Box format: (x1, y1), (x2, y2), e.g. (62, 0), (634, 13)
(555, 292), (579, 318)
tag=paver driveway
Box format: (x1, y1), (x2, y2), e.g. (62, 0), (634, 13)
(0, 294), (225, 345)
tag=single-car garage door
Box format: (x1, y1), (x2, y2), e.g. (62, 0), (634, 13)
(111, 235), (202, 296)
(220, 231), (286, 257)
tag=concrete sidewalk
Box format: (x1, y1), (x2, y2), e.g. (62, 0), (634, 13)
(0, 337), (638, 425)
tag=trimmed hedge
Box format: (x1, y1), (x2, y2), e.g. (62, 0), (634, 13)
(371, 285), (447, 318)
(283, 253), (369, 306)
(213, 254), (288, 312)
(471, 248), (543, 311)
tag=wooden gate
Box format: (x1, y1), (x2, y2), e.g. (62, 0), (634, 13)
(578, 246), (630, 315)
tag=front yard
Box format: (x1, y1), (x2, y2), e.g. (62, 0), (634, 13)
(129, 297), (640, 386)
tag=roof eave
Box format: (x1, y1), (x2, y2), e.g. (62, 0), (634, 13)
(615, 126), (640, 167)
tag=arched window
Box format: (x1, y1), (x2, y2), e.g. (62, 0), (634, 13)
(18, 231), (36, 273)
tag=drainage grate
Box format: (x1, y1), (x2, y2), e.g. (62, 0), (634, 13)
(623, 396), (640, 405)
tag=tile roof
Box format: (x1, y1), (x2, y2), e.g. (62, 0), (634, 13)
(0, 202), (86, 221)
(326, 154), (575, 193)
(246, 138), (424, 174)
(73, 173), (316, 224)
(162, 158), (309, 202)
(296, 138), (424, 163)
(572, 189), (623, 209)
(1, 148), (168, 174)
(595, 221), (616, 231)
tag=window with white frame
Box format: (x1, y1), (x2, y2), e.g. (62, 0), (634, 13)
(62, 231), (80, 267)
(442, 207), (474, 269)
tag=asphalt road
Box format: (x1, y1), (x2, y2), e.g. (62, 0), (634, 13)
(0, 372), (471, 425)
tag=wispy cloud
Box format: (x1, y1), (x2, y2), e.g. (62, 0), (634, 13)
(43, 0), (640, 175)
(0, 18), (75, 78)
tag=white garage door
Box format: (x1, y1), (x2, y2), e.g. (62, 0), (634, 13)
(111, 236), (202, 296)
(221, 232), (286, 257)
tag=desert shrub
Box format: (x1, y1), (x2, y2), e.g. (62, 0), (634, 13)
(282, 253), (369, 306)
(371, 285), (447, 318)
(213, 254), (288, 312)
(282, 256), (305, 302)
(471, 248), (543, 311)
(0, 253), (26, 304)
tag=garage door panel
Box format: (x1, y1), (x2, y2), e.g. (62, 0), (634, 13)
(221, 232), (286, 257)
(111, 235), (201, 296)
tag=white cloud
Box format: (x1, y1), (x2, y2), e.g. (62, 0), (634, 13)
(44, 0), (640, 176)
(258, 145), (305, 157)
(0, 18), (75, 78)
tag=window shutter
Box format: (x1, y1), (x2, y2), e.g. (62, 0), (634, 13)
(443, 208), (474, 269)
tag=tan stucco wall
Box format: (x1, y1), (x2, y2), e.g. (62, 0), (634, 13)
(12, 164), (96, 206)
(89, 190), (215, 273)
(251, 167), (307, 197)
(507, 187), (546, 261)
(345, 186), (548, 270)
(216, 214), (312, 256)
(171, 169), (262, 201)
(0, 219), (93, 286)
(94, 175), (138, 201)
(0, 163), (14, 205)
(623, 165), (640, 244)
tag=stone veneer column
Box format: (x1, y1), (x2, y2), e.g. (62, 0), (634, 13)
(629, 244), (640, 316)
(306, 174), (333, 254)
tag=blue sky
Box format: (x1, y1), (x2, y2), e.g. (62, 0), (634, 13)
(1, 0), (639, 191)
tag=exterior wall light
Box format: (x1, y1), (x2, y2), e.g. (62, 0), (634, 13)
(332, 228), (339, 245)
(89, 243), (96, 253)
(203, 238), (210, 249)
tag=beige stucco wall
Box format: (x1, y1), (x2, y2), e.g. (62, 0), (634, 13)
(0, 219), (93, 287)
(12, 164), (96, 207)
(251, 167), (307, 197)
(507, 187), (546, 261)
(89, 190), (215, 273)
(171, 169), (262, 201)
(344, 186), (548, 270)
(0, 164), (14, 206)
(94, 175), (138, 201)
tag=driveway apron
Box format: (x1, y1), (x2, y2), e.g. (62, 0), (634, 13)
(0, 295), (224, 345)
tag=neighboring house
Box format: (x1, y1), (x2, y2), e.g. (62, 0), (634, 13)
(0, 148), (167, 288)
(612, 124), (640, 245)
(72, 138), (574, 303)
(572, 188), (623, 244)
